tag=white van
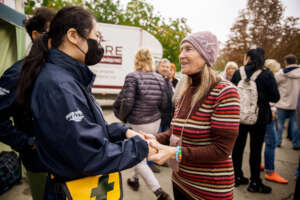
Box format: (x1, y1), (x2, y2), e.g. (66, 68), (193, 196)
(89, 23), (163, 105)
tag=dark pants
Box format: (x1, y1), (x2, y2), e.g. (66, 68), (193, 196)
(27, 171), (47, 200)
(232, 123), (266, 182)
(173, 182), (191, 200)
(44, 176), (66, 200)
(295, 174), (300, 200)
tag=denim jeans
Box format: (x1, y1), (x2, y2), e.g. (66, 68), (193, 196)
(276, 109), (300, 148)
(264, 120), (277, 172)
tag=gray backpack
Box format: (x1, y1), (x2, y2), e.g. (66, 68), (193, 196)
(237, 66), (262, 125)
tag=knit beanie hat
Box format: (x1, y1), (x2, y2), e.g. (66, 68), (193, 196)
(181, 31), (219, 67)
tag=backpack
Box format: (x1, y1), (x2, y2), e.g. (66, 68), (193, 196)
(237, 66), (262, 125)
(0, 151), (22, 195)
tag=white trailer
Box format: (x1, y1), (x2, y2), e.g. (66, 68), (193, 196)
(89, 23), (163, 105)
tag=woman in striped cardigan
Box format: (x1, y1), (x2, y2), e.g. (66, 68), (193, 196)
(147, 32), (240, 200)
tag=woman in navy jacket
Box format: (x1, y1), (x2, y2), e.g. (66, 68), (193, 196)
(17, 6), (153, 200)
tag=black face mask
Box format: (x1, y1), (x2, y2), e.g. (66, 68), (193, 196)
(85, 39), (104, 65)
(76, 38), (104, 65)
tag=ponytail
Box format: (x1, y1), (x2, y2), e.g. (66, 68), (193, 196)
(17, 5), (94, 122)
(17, 33), (49, 121)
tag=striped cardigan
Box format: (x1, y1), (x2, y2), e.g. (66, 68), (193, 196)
(157, 80), (240, 200)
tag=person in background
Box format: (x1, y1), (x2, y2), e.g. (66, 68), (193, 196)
(261, 59), (288, 184)
(0, 7), (56, 200)
(295, 89), (300, 200)
(169, 63), (179, 89)
(16, 6), (157, 200)
(231, 48), (280, 193)
(145, 31), (240, 200)
(156, 59), (174, 132)
(113, 48), (171, 200)
(222, 61), (238, 81)
(275, 54), (300, 150)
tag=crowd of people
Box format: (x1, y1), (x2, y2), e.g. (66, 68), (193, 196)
(0, 5), (300, 200)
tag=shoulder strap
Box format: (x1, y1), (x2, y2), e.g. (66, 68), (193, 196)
(239, 66), (247, 80)
(250, 69), (262, 81)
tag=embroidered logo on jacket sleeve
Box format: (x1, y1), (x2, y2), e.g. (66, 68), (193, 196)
(66, 110), (84, 122)
(0, 87), (10, 96)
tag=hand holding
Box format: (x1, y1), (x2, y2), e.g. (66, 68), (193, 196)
(126, 129), (145, 140)
(147, 140), (159, 160)
(148, 144), (176, 165)
(139, 131), (156, 141)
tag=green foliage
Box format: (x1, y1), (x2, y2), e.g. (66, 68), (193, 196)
(119, 0), (191, 70)
(86, 0), (123, 24)
(24, 0), (191, 71)
(25, 0), (84, 14)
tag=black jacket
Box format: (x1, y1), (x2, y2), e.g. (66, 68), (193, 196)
(113, 70), (168, 124)
(231, 63), (280, 125)
(30, 48), (148, 181)
(160, 75), (174, 130)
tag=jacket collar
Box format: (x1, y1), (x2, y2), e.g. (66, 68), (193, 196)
(283, 65), (299, 73)
(47, 48), (95, 90)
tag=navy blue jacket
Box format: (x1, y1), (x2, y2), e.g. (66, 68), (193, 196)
(31, 48), (148, 180)
(0, 60), (35, 151)
(0, 60), (47, 172)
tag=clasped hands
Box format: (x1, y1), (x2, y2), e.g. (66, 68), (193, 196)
(126, 129), (176, 165)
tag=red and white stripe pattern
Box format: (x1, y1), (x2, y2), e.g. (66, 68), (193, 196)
(172, 81), (240, 200)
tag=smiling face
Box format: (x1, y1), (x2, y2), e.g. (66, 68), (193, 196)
(226, 66), (236, 78)
(179, 42), (206, 75)
(157, 62), (171, 77)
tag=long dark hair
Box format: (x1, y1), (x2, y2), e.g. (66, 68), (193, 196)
(246, 47), (265, 71)
(17, 6), (94, 122)
(23, 7), (56, 40)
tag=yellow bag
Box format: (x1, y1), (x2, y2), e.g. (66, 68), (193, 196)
(61, 172), (122, 200)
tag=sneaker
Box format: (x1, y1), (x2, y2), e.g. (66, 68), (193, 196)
(260, 164), (265, 171)
(247, 181), (272, 193)
(127, 178), (139, 191)
(265, 172), (288, 184)
(155, 188), (172, 200)
(235, 176), (249, 187)
(149, 164), (160, 173)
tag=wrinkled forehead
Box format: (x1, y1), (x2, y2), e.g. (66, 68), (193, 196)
(180, 41), (194, 49)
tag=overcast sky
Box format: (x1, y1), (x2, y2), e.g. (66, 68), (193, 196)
(120, 0), (300, 43)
